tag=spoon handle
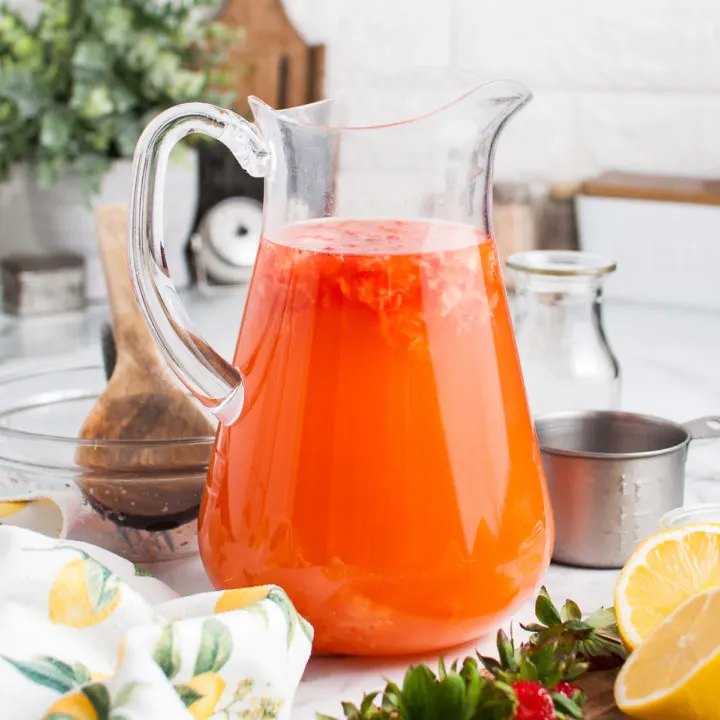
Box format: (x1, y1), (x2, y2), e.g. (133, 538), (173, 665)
(95, 204), (159, 363)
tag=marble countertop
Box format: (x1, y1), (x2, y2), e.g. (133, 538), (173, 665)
(2, 293), (720, 718)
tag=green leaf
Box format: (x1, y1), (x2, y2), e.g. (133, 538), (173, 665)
(535, 588), (563, 627)
(382, 681), (406, 715)
(552, 692), (585, 719)
(521, 623), (547, 633)
(565, 661), (590, 681)
(45, 715), (78, 720)
(497, 629), (516, 671)
(460, 659), (483, 714)
(33, 156), (66, 188)
(36, 657), (78, 684)
(267, 587), (314, 648)
(434, 673), (465, 717)
(0, 65), (49, 117)
(518, 652), (538, 682)
(477, 652), (501, 675)
(113, 116), (142, 157)
(73, 154), (110, 204)
(71, 662), (91, 685)
(175, 684), (204, 708)
(193, 618), (233, 675)
(586, 606), (617, 625)
(39, 106), (72, 150)
(240, 602), (270, 631)
(71, 83), (114, 119)
(84, 559), (120, 615)
(153, 624), (181, 680)
(83, 683), (111, 720)
(339, 702), (362, 719)
(113, 682), (142, 708)
(72, 40), (112, 74)
(561, 599), (583, 622)
(359, 692), (380, 714)
(401, 664), (436, 717)
(1, 655), (76, 693)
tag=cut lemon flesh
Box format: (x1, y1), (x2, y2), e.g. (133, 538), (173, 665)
(615, 585), (720, 719)
(614, 523), (720, 649)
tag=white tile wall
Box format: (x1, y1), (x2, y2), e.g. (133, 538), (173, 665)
(454, 0), (720, 92)
(286, 0), (720, 183)
(4, 0), (719, 246)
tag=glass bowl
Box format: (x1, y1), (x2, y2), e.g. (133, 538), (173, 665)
(658, 504), (720, 531)
(0, 361), (216, 562)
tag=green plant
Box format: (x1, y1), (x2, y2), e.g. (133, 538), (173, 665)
(0, 0), (238, 198)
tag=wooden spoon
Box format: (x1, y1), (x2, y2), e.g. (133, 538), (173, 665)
(76, 204), (215, 529)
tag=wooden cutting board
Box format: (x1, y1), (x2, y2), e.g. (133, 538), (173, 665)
(582, 670), (627, 719)
(217, 0), (325, 115)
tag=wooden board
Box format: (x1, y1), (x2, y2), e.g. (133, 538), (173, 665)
(580, 171), (720, 206)
(582, 670), (627, 719)
(193, 0), (325, 239)
(217, 0), (325, 115)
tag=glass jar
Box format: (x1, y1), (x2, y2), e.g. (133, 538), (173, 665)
(658, 504), (720, 531)
(507, 250), (621, 416)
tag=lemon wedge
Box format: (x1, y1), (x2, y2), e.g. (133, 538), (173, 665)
(615, 585), (720, 718)
(614, 523), (720, 649)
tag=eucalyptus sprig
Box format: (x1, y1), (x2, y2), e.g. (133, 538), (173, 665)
(0, 0), (241, 199)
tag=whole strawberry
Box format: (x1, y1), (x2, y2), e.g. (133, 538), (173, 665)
(513, 680), (556, 720)
(554, 682), (582, 700)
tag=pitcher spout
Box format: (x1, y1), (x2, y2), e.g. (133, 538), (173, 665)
(475, 78), (532, 132)
(245, 67), (532, 234)
(248, 68), (531, 133)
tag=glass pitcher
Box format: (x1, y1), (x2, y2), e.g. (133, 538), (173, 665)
(129, 68), (553, 656)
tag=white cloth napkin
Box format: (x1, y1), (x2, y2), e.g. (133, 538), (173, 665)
(0, 495), (78, 538)
(0, 525), (312, 720)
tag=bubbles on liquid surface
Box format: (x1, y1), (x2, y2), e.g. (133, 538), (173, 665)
(267, 218), (489, 256)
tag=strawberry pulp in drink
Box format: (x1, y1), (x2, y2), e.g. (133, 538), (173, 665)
(200, 218), (552, 655)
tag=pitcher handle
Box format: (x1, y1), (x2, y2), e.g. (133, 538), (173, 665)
(129, 102), (269, 424)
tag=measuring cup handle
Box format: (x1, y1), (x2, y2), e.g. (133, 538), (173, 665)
(683, 417), (720, 440)
(129, 102), (269, 424)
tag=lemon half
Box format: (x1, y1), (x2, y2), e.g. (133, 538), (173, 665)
(615, 585), (720, 719)
(614, 523), (720, 649)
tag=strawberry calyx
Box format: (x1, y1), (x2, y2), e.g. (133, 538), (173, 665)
(320, 588), (625, 720)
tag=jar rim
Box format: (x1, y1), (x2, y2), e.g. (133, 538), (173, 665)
(506, 250), (616, 277)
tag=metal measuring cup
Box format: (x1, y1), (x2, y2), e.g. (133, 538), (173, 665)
(535, 410), (720, 569)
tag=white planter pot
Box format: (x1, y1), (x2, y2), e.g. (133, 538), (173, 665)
(0, 166), (35, 256)
(26, 152), (198, 301)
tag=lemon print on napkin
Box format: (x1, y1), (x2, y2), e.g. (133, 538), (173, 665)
(0, 501), (29, 518)
(49, 554), (121, 627)
(156, 618), (231, 719)
(0, 526), (311, 720)
(182, 673), (225, 720)
(44, 689), (101, 720)
(214, 586), (270, 613)
(0, 495), (78, 538)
